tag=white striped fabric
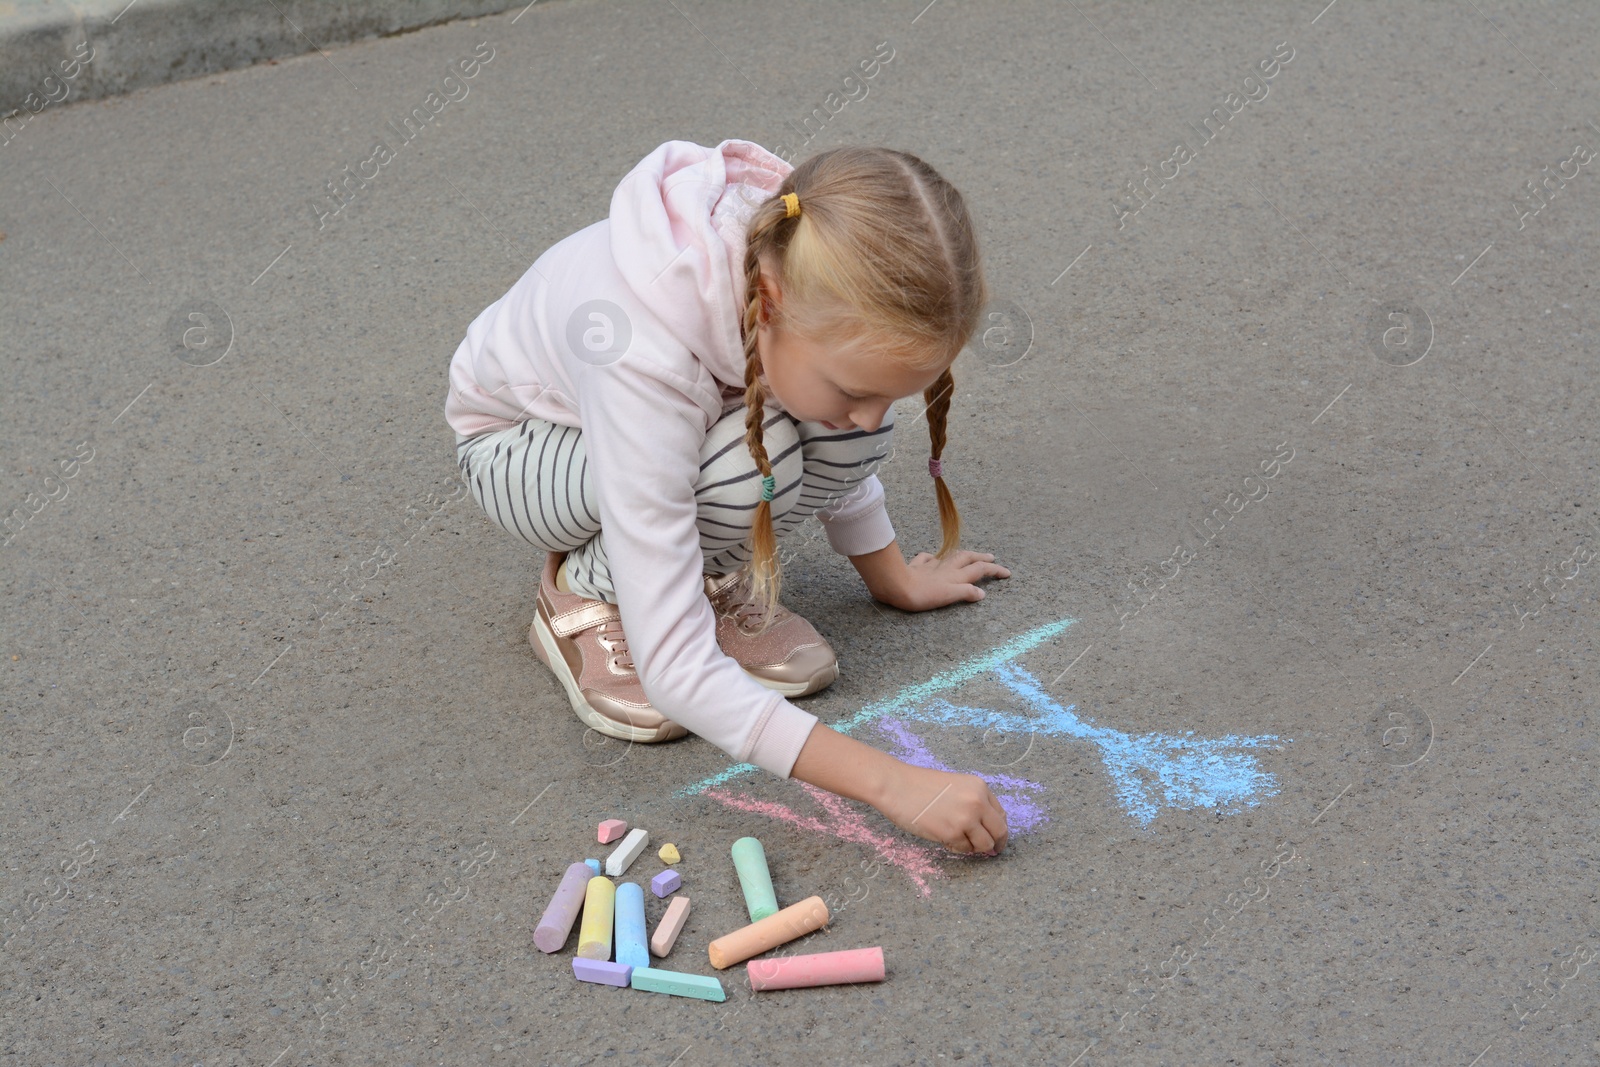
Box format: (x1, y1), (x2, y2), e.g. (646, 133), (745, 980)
(454, 404), (895, 604)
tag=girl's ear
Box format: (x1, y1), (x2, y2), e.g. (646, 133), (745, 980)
(757, 280), (772, 324)
(755, 265), (782, 327)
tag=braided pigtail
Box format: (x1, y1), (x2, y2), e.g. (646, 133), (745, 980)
(740, 354), (783, 625)
(735, 196), (801, 630)
(924, 366), (963, 558)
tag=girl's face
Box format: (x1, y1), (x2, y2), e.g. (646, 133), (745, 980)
(754, 271), (945, 432)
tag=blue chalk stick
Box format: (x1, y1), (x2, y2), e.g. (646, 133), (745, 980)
(584, 858), (601, 874)
(572, 958), (632, 987)
(614, 882), (650, 969)
(651, 869), (682, 897)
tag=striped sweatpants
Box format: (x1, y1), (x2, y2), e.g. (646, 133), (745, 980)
(454, 404), (895, 604)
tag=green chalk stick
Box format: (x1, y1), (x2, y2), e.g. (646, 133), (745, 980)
(630, 966), (726, 1002)
(731, 836), (778, 921)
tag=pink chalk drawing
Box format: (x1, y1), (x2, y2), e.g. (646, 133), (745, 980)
(702, 783), (945, 896)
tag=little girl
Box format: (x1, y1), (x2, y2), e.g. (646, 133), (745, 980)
(446, 138), (1012, 855)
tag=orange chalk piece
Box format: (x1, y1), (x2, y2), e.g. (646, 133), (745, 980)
(707, 895), (830, 970)
(650, 895), (692, 958)
(597, 819), (628, 844)
(747, 946), (886, 991)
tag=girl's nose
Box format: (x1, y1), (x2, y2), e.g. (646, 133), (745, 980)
(851, 400), (892, 433)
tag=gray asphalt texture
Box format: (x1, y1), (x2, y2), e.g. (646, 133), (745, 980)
(3, 2), (1598, 1065)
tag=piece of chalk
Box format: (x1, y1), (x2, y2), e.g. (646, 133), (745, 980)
(604, 827), (649, 877)
(650, 895), (691, 958)
(572, 958), (632, 987)
(614, 882), (650, 969)
(584, 858), (601, 874)
(659, 843), (680, 864)
(650, 869), (682, 898)
(598, 819), (628, 844)
(708, 894), (830, 970)
(630, 966), (726, 1002)
(730, 837), (779, 922)
(576, 876), (615, 960)
(534, 862), (593, 953)
(747, 946), (886, 991)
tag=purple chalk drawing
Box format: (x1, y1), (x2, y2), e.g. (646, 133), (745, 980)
(875, 717), (1049, 834)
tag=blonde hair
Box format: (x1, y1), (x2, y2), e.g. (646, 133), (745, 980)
(735, 146), (990, 632)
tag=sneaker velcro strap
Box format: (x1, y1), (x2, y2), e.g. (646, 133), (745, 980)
(549, 600), (623, 638)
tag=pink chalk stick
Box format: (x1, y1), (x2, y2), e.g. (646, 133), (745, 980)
(649, 895), (691, 958)
(650, 869), (681, 897)
(598, 819), (628, 844)
(534, 862), (594, 953)
(747, 946), (886, 991)
(572, 958), (633, 987)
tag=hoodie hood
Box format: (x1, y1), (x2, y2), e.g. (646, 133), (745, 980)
(608, 139), (793, 393)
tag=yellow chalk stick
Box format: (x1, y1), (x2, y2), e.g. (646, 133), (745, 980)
(659, 843), (681, 864)
(576, 876), (615, 961)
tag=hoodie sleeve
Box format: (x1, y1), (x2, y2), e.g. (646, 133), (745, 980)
(815, 474), (896, 557)
(574, 348), (820, 778)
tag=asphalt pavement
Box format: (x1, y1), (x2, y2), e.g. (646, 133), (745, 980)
(3, 2), (1599, 1065)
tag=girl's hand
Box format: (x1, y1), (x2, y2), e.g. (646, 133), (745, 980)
(848, 541), (1010, 612)
(875, 763), (1009, 855)
(887, 549), (1011, 612)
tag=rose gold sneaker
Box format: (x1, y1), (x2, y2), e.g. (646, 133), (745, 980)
(529, 551), (687, 743)
(703, 568), (839, 698)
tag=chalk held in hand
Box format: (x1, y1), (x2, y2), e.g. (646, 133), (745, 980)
(650, 895), (691, 958)
(534, 862), (593, 953)
(598, 819), (628, 844)
(659, 842), (680, 864)
(576, 876), (616, 960)
(747, 946), (886, 991)
(604, 827), (649, 877)
(614, 882), (650, 969)
(708, 894), (830, 969)
(730, 836), (779, 922)
(651, 869), (681, 897)
(630, 966), (725, 1002)
(572, 958), (632, 987)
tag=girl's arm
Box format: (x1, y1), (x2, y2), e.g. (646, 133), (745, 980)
(850, 539), (1011, 611)
(788, 724), (1009, 855)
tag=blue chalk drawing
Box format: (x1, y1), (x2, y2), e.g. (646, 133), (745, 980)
(677, 615), (1289, 826)
(916, 661), (1287, 826)
(679, 617), (1078, 796)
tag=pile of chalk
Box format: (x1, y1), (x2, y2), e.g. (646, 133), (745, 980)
(534, 819), (886, 1002)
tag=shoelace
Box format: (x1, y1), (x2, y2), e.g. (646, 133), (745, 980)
(715, 577), (772, 626)
(596, 619), (634, 670)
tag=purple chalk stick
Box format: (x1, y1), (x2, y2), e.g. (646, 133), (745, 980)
(650, 869), (682, 897)
(535, 862), (594, 953)
(572, 957), (633, 987)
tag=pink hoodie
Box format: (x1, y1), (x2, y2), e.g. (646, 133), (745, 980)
(444, 139), (897, 777)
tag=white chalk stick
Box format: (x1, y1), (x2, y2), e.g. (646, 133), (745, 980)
(603, 827), (649, 877)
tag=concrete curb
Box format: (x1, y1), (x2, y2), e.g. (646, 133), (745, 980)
(0, 0), (526, 122)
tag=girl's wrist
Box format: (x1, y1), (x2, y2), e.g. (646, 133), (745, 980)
(848, 541), (910, 605)
(790, 723), (904, 810)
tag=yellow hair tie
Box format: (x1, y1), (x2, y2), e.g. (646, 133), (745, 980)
(781, 192), (801, 219)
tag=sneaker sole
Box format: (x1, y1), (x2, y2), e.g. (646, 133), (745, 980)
(745, 662), (839, 698)
(529, 614), (677, 744)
